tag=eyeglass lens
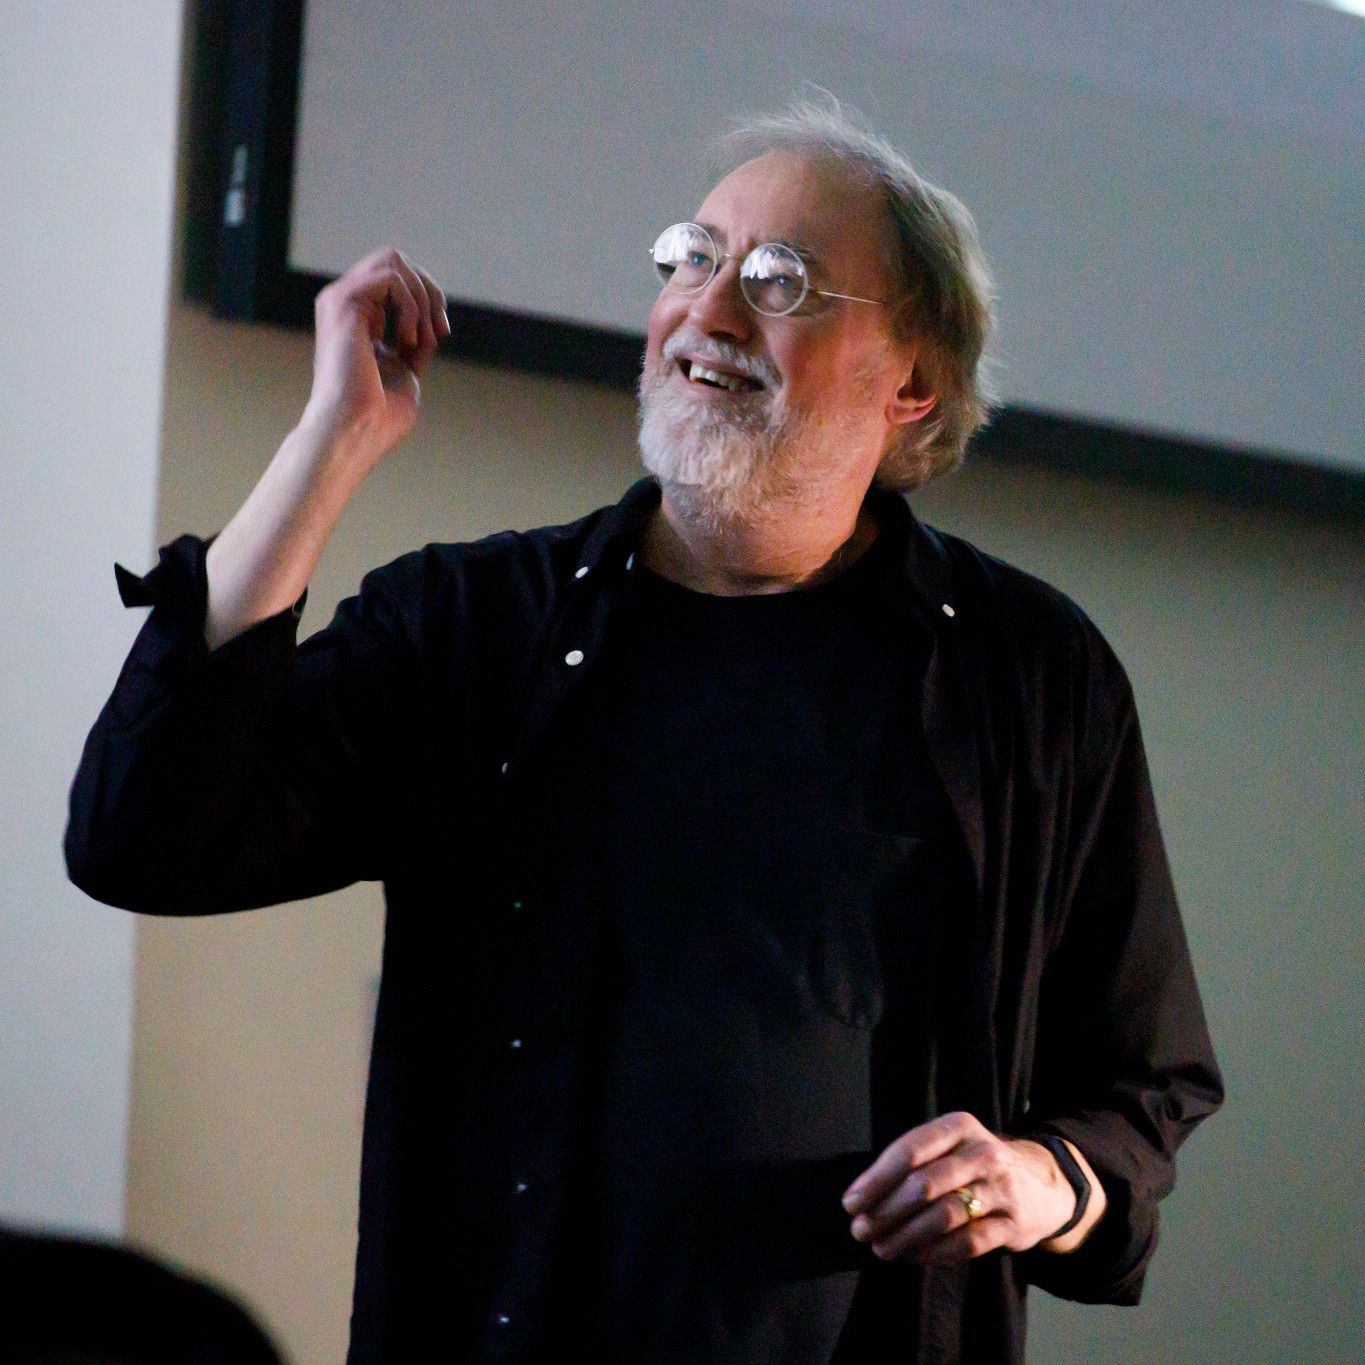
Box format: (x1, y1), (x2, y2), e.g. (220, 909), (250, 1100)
(651, 223), (808, 316)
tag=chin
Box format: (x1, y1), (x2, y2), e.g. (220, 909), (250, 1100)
(638, 381), (782, 523)
(637, 370), (856, 528)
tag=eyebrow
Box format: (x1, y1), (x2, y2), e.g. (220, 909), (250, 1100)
(695, 220), (819, 264)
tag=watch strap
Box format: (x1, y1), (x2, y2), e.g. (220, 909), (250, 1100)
(1030, 1133), (1090, 1239)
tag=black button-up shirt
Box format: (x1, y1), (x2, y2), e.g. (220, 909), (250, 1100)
(66, 476), (1223, 1363)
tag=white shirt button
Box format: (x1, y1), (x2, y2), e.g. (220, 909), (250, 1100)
(514, 1180), (529, 1194)
(496, 1314), (511, 1326)
(574, 565), (589, 579)
(510, 1038), (523, 1050)
(941, 603), (956, 618)
(564, 648), (584, 667)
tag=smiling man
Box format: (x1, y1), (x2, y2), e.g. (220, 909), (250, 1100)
(66, 99), (1222, 1363)
(638, 151), (928, 542)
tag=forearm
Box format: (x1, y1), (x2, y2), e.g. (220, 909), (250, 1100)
(205, 415), (373, 650)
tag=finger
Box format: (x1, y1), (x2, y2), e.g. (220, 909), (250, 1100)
(842, 1111), (985, 1213)
(338, 261), (421, 354)
(383, 272), (423, 352)
(917, 1210), (1010, 1264)
(411, 264), (451, 340)
(350, 248), (422, 351)
(341, 249), (447, 356)
(325, 249), (422, 349)
(402, 266), (447, 379)
(871, 1186), (996, 1262)
(388, 252), (436, 360)
(870, 1142), (1000, 1225)
(852, 1147), (985, 1238)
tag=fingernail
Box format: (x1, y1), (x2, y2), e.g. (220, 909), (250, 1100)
(850, 1215), (870, 1240)
(842, 1189), (864, 1214)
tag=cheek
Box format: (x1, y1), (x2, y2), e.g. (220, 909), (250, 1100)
(765, 336), (817, 400)
(814, 333), (886, 401)
(645, 292), (679, 368)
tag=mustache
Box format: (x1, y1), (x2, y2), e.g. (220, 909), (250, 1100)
(659, 326), (781, 389)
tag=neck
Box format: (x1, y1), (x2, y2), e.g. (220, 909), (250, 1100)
(641, 484), (879, 595)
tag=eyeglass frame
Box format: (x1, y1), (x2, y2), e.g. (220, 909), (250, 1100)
(648, 221), (888, 318)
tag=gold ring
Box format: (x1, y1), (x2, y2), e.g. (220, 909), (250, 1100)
(952, 1186), (985, 1220)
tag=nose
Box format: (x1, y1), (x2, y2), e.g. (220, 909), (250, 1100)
(685, 255), (754, 344)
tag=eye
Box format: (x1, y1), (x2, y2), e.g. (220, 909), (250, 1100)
(740, 244), (810, 314)
(651, 224), (717, 291)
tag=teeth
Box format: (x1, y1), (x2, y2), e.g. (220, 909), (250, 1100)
(688, 361), (749, 393)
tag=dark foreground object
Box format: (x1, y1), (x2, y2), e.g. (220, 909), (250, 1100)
(0, 1223), (282, 1365)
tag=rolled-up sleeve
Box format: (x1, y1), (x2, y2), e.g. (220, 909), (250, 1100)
(65, 533), (425, 915)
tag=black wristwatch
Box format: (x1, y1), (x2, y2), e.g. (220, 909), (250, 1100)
(1030, 1134), (1091, 1239)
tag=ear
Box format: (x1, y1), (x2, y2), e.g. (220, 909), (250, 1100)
(885, 351), (938, 427)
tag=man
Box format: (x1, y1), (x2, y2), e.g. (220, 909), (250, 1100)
(66, 99), (1222, 1362)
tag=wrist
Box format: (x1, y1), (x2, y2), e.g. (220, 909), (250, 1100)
(1030, 1135), (1089, 1239)
(1029, 1135), (1109, 1254)
(288, 410), (383, 492)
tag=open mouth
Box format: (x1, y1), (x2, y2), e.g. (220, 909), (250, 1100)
(678, 359), (764, 394)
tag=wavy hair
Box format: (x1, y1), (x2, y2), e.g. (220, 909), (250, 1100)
(714, 93), (999, 489)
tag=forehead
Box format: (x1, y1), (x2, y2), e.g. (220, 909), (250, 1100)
(696, 150), (886, 268)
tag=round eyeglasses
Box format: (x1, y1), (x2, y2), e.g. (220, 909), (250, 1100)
(649, 222), (887, 318)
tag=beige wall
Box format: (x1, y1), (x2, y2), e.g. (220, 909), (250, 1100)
(119, 18), (1363, 1365)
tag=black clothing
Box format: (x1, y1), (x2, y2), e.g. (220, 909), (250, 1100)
(552, 547), (942, 1362)
(65, 477), (1224, 1363)
(0, 1222), (283, 1364)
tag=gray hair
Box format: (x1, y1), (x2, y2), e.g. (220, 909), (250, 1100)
(714, 93), (998, 490)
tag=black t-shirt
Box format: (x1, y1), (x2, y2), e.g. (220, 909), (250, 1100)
(545, 534), (956, 1362)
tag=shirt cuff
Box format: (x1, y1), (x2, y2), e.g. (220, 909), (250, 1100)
(1013, 1123), (1153, 1305)
(115, 533), (307, 623)
(109, 533), (309, 705)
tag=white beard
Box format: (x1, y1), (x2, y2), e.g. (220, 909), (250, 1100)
(637, 348), (870, 531)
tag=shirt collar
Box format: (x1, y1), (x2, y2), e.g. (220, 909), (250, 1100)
(583, 475), (955, 630)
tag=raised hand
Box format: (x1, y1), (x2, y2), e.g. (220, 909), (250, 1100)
(301, 246), (451, 471)
(203, 247), (450, 650)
